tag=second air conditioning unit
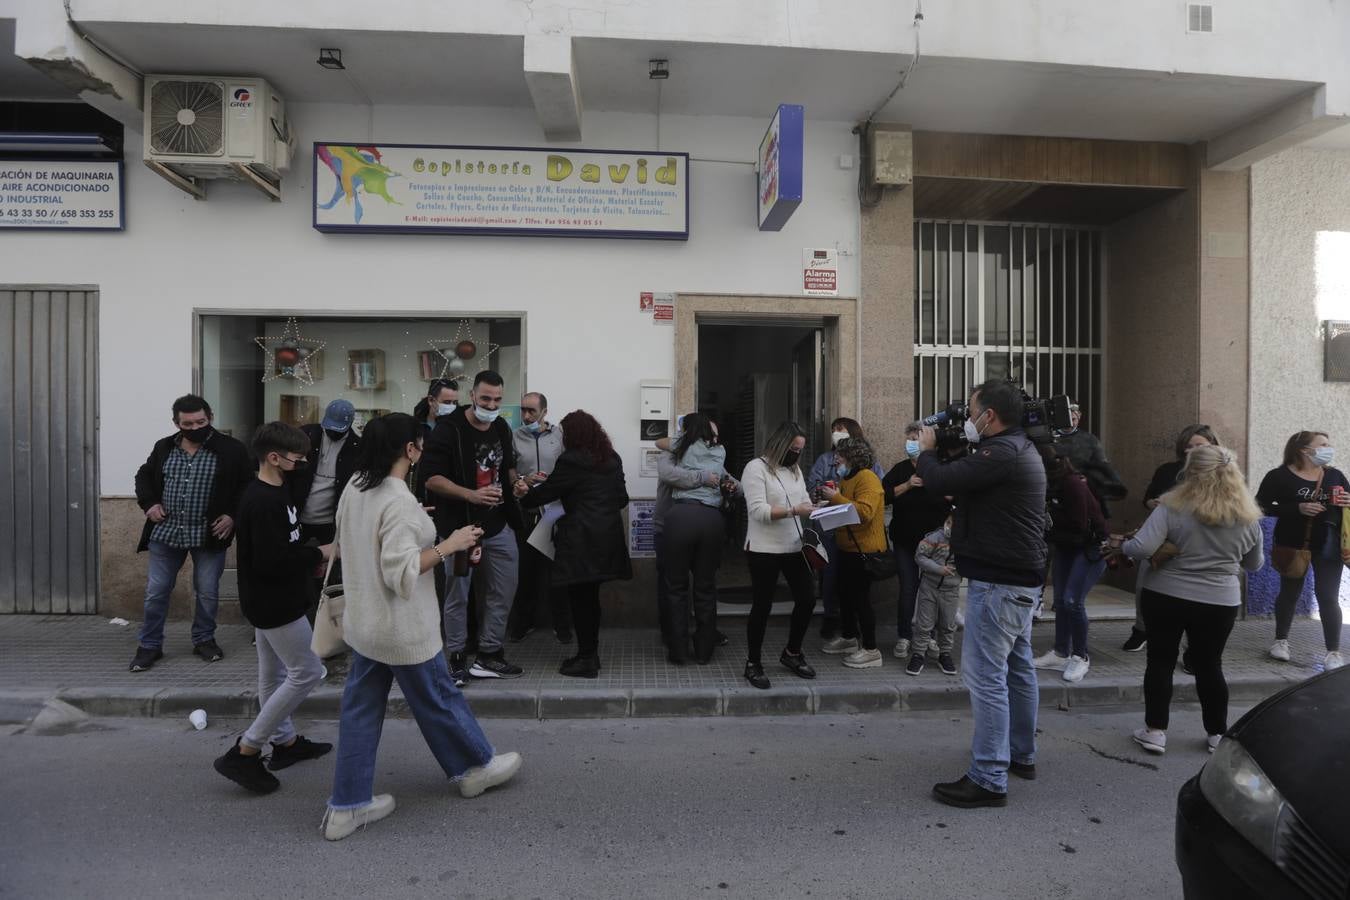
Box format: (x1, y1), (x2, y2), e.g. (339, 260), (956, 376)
(142, 74), (292, 200)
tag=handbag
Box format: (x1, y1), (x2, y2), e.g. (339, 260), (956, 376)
(772, 470), (828, 571)
(310, 537), (347, 659)
(844, 515), (899, 580)
(1271, 470), (1323, 580)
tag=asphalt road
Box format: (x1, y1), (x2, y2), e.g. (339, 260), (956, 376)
(0, 703), (1235, 899)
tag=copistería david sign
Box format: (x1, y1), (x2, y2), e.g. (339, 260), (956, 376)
(313, 143), (688, 240)
(0, 160), (123, 230)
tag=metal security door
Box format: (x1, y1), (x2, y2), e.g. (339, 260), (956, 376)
(0, 287), (100, 614)
(790, 330), (824, 464)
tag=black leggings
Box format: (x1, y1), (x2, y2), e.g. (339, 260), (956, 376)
(837, 552), (877, 650)
(745, 551), (815, 664)
(1141, 589), (1237, 735)
(568, 582), (601, 656)
(1274, 555), (1344, 651)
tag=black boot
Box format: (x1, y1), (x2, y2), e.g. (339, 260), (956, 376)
(932, 775), (1007, 809)
(560, 652), (600, 679)
(743, 660), (770, 690)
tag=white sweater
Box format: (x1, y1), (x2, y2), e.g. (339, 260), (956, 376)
(335, 476), (443, 666)
(742, 458), (812, 554)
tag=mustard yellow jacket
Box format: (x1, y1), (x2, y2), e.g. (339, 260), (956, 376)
(834, 468), (887, 555)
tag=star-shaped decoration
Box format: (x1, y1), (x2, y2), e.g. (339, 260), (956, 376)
(428, 320), (500, 381)
(256, 317), (327, 385)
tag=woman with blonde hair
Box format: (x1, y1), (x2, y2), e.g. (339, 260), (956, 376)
(1111, 444), (1264, 755)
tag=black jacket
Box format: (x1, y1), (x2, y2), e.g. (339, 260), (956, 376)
(916, 429), (1047, 587)
(1057, 428), (1127, 515)
(420, 407), (523, 537)
(134, 430), (252, 552)
(1144, 459), (1184, 507)
(882, 458), (952, 547)
(521, 448), (633, 587)
(288, 424), (361, 513)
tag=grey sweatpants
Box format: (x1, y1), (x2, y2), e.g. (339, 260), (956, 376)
(443, 526), (519, 655)
(242, 615), (325, 750)
(912, 576), (960, 655)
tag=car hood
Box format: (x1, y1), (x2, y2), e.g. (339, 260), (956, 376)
(1229, 667), (1350, 862)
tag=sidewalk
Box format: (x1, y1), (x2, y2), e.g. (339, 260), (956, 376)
(0, 614), (1340, 722)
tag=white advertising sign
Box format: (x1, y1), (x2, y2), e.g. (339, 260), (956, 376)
(313, 143), (689, 240)
(0, 160), (123, 230)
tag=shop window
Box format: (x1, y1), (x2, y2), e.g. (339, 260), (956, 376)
(197, 314), (524, 441)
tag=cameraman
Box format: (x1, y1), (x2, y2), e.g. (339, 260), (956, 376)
(916, 380), (1047, 810)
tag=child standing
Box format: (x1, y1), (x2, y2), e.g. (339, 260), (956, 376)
(907, 517), (960, 676)
(213, 422), (334, 793)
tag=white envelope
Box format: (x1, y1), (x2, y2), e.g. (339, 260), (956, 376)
(810, 502), (860, 531)
(526, 502), (565, 560)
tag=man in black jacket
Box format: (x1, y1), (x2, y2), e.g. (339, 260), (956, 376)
(290, 399), (361, 621)
(131, 394), (252, 672)
(917, 380), (1047, 809)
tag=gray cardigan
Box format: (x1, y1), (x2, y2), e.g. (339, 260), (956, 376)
(1121, 504), (1264, 606)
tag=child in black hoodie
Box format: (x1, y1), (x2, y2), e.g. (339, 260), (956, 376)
(214, 422), (334, 793)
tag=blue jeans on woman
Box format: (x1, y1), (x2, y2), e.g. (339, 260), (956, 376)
(329, 649), (494, 810)
(1050, 546), (1107, 659)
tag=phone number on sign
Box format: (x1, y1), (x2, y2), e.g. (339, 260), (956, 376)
(2, 208), (115, 219)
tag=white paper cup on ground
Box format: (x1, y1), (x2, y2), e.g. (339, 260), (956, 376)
(189, 709), (208, 730)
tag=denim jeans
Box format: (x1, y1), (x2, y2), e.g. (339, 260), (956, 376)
(961, 579), (1042, 793)
(1050, 547), (1106, 659)
(443, 527), (519, 655)
(893, 538), (921, 640)
(328, 648), (494, 810)
(137, 540), (226, 649)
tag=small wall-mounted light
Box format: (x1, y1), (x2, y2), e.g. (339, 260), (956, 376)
(317, 49), (345, 70)
(648, 59), (669, 80)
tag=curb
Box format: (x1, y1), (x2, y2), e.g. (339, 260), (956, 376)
(7, 674), (1299, 722)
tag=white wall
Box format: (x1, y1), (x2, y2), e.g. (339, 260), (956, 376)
(0, 103), (861, 494)
(1249, 146), (1350, 472)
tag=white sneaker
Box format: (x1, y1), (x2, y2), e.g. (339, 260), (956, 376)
(1269, 639), (1292, 662)
(1206, 734), (1223, 754)
(842, 647), (884, 669)
(892, 638), (911, 659)
(1132, 728), (1167, 755)
(821, 637), (860, 655)
(1062, 655), (1090, 683)
(459, 751), (522, 799)
(1032, 650), (1070, 670)
(1325, 650), (1345, 671)
(1032, 600), (1044, 621)
(322, 794), (396, 841)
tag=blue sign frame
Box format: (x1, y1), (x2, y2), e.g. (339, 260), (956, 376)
(757, 104), (803, 232)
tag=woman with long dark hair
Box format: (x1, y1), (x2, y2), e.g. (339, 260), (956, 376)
(819, 437), (886, 668)
(1256, 430), (1348, 670)
(516, 410), (632, 677)
(738, 421), (819, 689)
(324, 413), (519, 841)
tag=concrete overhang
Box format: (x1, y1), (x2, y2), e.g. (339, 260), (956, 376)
(1207, 87), (1350, 170)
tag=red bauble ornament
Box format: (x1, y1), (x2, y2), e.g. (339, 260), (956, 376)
(275, 345), (301, 367)
(455, 340), (477, 359)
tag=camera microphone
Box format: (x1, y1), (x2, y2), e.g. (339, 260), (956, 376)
(921, 411), (950, 427)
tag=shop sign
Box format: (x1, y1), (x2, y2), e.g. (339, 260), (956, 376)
(628, 499), (657, 558)
(652, 292), (675, 324)
(0, 160), (123, 230)
(757, 104), (803, 232)
(803, 247), (838, 296)
(314, 143), (688, 240)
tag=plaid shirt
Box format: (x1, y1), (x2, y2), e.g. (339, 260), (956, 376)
(150, 437), (219, 548)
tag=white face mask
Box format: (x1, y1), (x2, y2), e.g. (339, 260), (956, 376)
(473, 405), (500, 424)
(963, 411), (985, 444)
(831, 431), (849, 447)
(437, 402), (457, 417)
(1312, 447), (1336, 467)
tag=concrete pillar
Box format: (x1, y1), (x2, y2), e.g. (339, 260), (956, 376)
(859, 183), (914, 467)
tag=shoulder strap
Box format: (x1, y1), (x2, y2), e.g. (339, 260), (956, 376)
(322, 507), (341, 589)
(1302, 468), (1326, 548)
(771, 468), (808, 543)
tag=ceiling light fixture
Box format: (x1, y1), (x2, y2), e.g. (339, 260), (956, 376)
(317, 49), (345, 70)
(648, 59), (669, 80)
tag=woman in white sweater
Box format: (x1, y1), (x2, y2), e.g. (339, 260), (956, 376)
(740, 422), (821, 689)
(324, 413), (521, 841)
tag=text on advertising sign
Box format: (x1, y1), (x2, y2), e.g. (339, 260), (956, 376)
(757, 104), (803, 232)
(0, 160), (123, 230)
(313, 143), (688, 240)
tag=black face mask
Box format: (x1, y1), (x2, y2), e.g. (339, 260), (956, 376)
(324, 428), (348, 443)
(781, 449), (801, 467)
(180, 425), (212, 444)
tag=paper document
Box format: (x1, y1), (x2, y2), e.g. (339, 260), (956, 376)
(810, 502), (860, 532)
(526, 502), (565, 560)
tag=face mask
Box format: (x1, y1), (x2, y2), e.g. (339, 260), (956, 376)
(836, 463), (850, 478)
(436, 402), (457, 417)
(324, 428), (348, 443)
(284, 457), (308, 472)
(180, 425), (212, 444)
(831, 431), (849, 447)
(526, 420), (542, 434)
(781, 449), (801, 467)
(473, 405), (500, 424)
(963, 412), (985, 444)
(905, 439), (921, 459)
(1313, 447), (1336, 467)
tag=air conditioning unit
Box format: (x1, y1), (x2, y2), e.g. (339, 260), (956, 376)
(142, 75), (292, 200)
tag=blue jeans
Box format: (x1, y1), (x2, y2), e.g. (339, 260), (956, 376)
(329, 649), (494, 810)
(1051, 548), (1106, 658)
(893, 539), (921, 640)
(961, 579), (1041, 793)
(137, 540), (226, 649)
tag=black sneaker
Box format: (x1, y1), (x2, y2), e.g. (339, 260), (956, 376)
(213, 740), (280, 794)
(554, 626), (573, 644)
(1122, 629), (1147, 652)
(906, 653), (925, 676)
(267, 735), (333, 771)
(193, 640), (224, 663)
(470, 652), (524, 679)
(447, 652), (469, 687)
(938, 653), (958, 676)
(743, 660), (770, 690)
(1009, 761), (1037, 781)
(129, 646), (163, 672)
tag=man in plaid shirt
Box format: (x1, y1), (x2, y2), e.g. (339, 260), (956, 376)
(130, 395), (251, 672)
